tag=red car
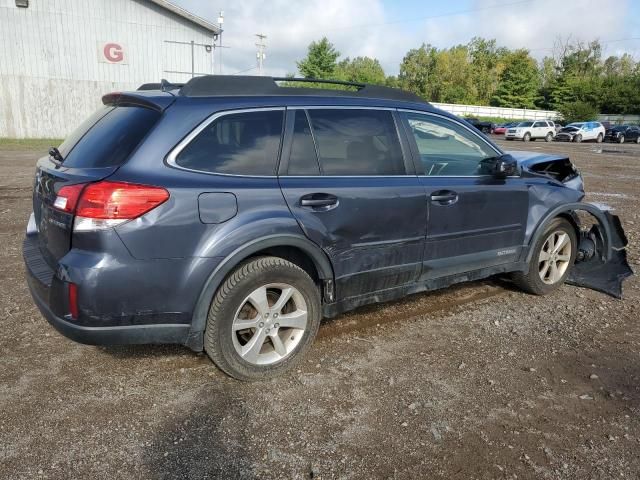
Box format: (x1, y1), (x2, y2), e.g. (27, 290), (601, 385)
(493, 123), (516, 135)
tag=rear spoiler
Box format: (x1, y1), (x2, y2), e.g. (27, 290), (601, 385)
(101, 91), (176, 112)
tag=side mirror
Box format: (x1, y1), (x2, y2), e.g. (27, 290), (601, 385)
(492, 154), (518, 179)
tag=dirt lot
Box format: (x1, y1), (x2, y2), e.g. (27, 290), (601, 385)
(1, 139), (639, 479)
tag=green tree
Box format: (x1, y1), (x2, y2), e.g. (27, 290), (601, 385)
(491, 49), (539, 108)
(468, 37), (508, 104)
(296, 37), (340, 79)
(398, 44), (438, 100)
(559, 100), (598, 123)
(335, 56), (386, 85)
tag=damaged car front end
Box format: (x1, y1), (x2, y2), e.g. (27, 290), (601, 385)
(510, 151), (633, 298)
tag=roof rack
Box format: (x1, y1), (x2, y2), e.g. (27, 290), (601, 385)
(176, 75), (426, 104)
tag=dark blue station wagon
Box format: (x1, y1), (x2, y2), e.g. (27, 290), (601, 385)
(23, 76), (632, 380)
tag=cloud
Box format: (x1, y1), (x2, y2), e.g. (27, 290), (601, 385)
(175, 0), (637, 77)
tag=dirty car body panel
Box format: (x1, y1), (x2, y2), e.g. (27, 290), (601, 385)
(22, 76), (633, 354)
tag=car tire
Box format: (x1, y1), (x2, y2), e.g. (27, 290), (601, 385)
(636, 136), (640, 144)
(204, 256), (321, 381)
(618, 135), (624, 144)
(523, 132), (531, 142)
(596, 133), (603, 143)
(545, 132), (553, 142)
(512, 218), (577, 296)
(574, 134), (582, 143)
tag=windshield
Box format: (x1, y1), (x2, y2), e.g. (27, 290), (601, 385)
(567, 123), (584, 129)
(517, 122), (533, 127)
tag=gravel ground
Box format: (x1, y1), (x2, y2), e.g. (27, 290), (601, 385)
(0, 139), (638, 479)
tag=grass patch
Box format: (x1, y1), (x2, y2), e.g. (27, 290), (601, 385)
(0, 138), (63, 151)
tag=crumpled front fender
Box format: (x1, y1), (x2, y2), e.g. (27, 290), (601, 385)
(527, 203), (633, 298)
(566, 210), (633, 298)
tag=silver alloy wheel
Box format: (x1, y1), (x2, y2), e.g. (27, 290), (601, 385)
(538, 230), (572, 285)
(232, 283), (308, 366)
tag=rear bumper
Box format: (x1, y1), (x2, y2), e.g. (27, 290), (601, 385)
(27, 265), (190, 345)
(26, 271), (190, 346)
(22, 220), (220, 348)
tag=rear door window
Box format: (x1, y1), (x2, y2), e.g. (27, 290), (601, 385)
(175, 109), (284, 175)
(306, 109), (405, 176)
(60, 106), (161, 168)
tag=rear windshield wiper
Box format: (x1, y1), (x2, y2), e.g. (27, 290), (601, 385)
(49, 146), (64, 163)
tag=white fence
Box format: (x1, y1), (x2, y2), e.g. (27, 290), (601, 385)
(431, 102), (560, 121)
(597, 114), (640, 125)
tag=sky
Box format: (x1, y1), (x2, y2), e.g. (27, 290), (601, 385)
(173, 0), (640, 78)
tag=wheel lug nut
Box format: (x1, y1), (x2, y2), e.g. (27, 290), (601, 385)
(274, 313), (278, 318)
(274, 323), (279, 328)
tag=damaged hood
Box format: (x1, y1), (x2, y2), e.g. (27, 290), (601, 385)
(506, 150), (583, 192)
(505, 150), (569, 169)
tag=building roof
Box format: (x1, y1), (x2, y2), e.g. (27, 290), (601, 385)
(148, 0), (222, 35)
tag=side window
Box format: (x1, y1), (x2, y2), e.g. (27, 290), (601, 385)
(175, 109), (284, 175)
(404, 113), (498, 176)
(533, 121), (543, 128)
(287, 110), (320, 176)
(306, 109), (405, 176)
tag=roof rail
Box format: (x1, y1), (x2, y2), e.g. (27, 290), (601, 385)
(177, 75), (426, 104)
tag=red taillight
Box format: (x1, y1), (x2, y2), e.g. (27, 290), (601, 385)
(76, 181), (169, 219)
(53, 184), (86, 213)
(68, 283), (79, 319)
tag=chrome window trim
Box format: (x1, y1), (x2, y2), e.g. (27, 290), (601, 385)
(165, 107), (286, 178)
(166, 105), (511, 179)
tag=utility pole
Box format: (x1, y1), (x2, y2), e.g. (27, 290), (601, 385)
(255, 33), (267, 75)
(217, 11), (224, 74)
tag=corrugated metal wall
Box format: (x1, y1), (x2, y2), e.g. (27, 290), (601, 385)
(0, 0), (216, 138)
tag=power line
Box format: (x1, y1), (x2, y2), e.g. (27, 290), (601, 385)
(319, 0), (531, 33)
(231, 66), (258, 75)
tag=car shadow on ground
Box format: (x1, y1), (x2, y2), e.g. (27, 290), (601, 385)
(140, 392), (258, 479)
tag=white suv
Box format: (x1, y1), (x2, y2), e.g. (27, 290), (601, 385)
(505, 120), (556, 142)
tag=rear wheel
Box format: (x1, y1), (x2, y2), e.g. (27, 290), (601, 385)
(523, 132), (531, 142)
(204, 256), (321, 381)
(545, 132), (553, 142)
(512, 218), (577, 295)
(597, 133), (603, 143)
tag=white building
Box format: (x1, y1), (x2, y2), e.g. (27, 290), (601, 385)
(0, 0), (221, 138)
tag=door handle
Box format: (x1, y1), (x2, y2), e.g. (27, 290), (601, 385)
(430, 190), (458, 205)
(300, 193), (338, 209)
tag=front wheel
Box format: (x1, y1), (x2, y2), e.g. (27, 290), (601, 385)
(574, 134), (582, 143)
(204, 256), (321, 381)
(635, 136), (640, 144)
(523, 132), (531, 142)
(512, 218), (577, 295)
(596, 133), (603, 143)
(618, 135), (625, 144)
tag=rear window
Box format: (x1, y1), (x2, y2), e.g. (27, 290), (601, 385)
(175, 110), (284, 175)
(307, 109), (405, 176)
(59, 106), (160, 168)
